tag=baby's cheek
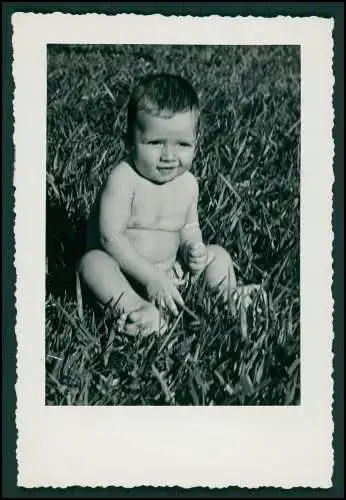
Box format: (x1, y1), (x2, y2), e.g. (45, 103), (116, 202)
(143, 152), (158, 167)
(181, 155), (194, 170)
(137, 145), (157, 164)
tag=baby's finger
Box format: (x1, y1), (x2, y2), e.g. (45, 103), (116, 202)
(127, 310), (144, 324)
(171, 287), (184, 308)
(163, 294), (179, 316)
(189, 261), (206, 273)
(190, 255), (207, 265)
(163, 287), (183, 315)
(189, 245), (206, 257)
(150, 292), (163, 308)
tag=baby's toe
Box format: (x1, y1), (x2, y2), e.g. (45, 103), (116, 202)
(229, 284), (264, 313)
(122, 318), (154, 337)
(116, 313), (128, 331)
(242, 285), (267, 313)
(243, 284), (260, 295)
(116, 303), (169, 337)
(122, 322), (140, 336)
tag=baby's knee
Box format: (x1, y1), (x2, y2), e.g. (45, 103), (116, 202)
(78, 249), (102, 275)
(204, 244), (237, 289)
(78, 249), (119, 279)
(207, 244), (232, 265)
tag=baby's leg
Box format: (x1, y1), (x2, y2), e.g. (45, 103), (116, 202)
(204, 245), (260, 309)
(77, 250), (166, 336)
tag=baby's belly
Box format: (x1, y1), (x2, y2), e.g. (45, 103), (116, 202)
(125, 228), (180, 265)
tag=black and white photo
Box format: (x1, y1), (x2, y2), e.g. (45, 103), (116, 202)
(13, 13), (334, 488)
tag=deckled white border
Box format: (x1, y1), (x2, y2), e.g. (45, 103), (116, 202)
(13, 13), (334, 488)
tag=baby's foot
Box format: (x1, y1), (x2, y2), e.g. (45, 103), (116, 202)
(229, 284), (264, 313)
(116, 302), (168, 337)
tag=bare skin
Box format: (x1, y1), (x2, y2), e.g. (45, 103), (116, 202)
(78, 110), (259, 335)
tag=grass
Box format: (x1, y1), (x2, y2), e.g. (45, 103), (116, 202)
(45, 44), (300, 406)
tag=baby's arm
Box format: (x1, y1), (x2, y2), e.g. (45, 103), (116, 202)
(180, 175), (203, 247)
(98, 163), (158, 286)
(98, 163), (183, 314)
(180, 176), (211, 273)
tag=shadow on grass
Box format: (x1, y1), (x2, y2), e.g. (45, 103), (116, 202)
(46, 201), (86, 301)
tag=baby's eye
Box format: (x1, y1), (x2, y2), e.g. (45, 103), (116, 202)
(179, 142), (193, 147)
(148, 140), (162, 146)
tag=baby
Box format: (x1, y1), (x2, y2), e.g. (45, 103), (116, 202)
(78, 74), (259, 336)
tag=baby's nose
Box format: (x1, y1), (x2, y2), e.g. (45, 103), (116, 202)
(161, 144), (176, 161)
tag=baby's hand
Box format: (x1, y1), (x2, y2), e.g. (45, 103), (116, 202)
(146, 271), (184, 316)
(186, 242), (212, 274)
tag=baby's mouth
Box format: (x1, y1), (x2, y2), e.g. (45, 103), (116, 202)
(157, 164), (178, 171)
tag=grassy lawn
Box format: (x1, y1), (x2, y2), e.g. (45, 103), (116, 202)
(45, 44), (300, 406)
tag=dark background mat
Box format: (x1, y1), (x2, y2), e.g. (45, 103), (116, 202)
(3, 2), (344, 498)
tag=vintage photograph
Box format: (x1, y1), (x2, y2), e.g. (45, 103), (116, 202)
(13, 11), (335, 488)
(45, 43), (301, 406)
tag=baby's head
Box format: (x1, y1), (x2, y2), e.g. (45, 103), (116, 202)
(126, 74), (200, 184)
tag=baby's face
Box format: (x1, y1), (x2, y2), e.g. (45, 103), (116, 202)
(131, 109), (197, 184)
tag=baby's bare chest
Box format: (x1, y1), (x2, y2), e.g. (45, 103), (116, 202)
(128, 182), (191, 231)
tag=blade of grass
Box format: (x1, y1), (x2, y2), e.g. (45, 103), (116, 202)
(151, 363), (175, 404)
(218, 172), (241, 201)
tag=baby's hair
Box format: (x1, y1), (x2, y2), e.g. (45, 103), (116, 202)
(127, 73), (200, 144)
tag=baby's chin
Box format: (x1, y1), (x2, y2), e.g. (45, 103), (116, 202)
(157, 170), (187, 184)
(150, 168), (188, 184)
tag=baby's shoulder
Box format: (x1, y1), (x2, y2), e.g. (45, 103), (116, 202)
(104, 160), (136, 189)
